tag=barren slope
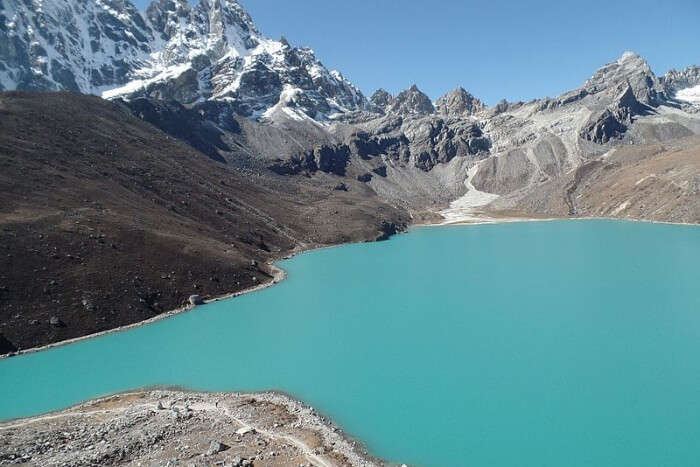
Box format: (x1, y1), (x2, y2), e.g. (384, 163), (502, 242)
(0, 91), (408, 353)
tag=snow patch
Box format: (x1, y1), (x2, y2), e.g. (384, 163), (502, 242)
(102, 63), (192, 100)
(675, 85), (700, 104)
(439, 162), (500, 223)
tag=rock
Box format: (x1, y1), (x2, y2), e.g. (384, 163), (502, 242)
(49, 316), (65, 327)
(333, 183), (348, 191)
(188, 295), (204, 306)
(371, 166), (387, 177)
(206, 440), (228, 455)
(236, 426), (255, 435)
(357, 173), (373, 183)
(312, 145), (351, 176)
(0, 333), (18, 354)
(81, 299), (96, 312)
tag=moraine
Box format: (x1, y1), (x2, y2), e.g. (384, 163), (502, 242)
(2, 220), (700, 466)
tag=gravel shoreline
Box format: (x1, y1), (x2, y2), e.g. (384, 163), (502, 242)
(0, 389), (394, 466)
(6, 213), (697, 361)
(0, 261), (290, 360)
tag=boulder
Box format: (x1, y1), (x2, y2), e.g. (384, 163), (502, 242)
(206, 440), (229, 455)
(49, 316), (65, 327)
(188, 295), (204, 306)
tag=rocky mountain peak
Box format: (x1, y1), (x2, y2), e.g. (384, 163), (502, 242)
(370, 89), (393, 110)
(195, 0), (259, 40)
(146, 0), (193, 41)
(435, 87), (484, 117)
(0, 0), (369, 120)
(583, 51), (665, 106)
(387, 84), (435, 116)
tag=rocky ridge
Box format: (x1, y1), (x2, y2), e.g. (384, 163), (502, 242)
(0, 0), (368, 119)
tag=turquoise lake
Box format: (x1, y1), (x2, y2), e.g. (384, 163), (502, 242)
(1, 220), (700, 466)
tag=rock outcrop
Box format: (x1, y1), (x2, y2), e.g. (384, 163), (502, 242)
(663, 66), (700, 96)
(580, 83), (652, 144)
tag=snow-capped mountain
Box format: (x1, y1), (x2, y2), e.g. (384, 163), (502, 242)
(0, 0), (368, 119)
(0, 0), (155, 92)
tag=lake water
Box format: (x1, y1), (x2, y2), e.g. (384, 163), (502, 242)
(1, 220), (700, 466)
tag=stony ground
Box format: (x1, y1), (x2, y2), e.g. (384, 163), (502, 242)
(0, 91), (408, 354)
(0, 391), (392, 467)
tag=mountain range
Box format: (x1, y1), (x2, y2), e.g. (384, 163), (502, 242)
(1, 0), (700, 352)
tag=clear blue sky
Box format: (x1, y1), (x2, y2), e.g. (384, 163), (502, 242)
(134, 0), (700, 105)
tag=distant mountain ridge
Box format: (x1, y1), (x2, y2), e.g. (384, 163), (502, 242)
(2, 0), (700, 123)
(0, 0), (368, 119)
(2, 0), (700, 217)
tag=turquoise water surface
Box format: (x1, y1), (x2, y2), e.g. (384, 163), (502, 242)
(2, 220), (700, 466)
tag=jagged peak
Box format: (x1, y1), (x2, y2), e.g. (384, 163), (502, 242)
(148, 0), (189, 9)
(618, 51), (643, 63)
(583, 51), (665, 106)
(398, 84), (430, 98)
(663, 65), (700, 93)
(192, 0), (259, 42)
(587, 52), (653, 84)
(370, 89), (393, 110)
(387, 85), (435, 116)
(436, 87), (484, 117)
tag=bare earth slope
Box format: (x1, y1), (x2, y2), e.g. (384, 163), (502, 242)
(0, 91), (408, 354)
(491, 136), (700, 224)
